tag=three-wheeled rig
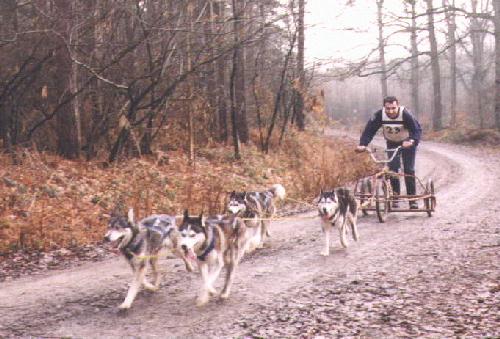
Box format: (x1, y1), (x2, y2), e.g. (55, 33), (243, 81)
(354, 146), (437, 222)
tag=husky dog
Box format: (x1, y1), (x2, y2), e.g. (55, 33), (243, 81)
(104, 209), (193, 309)
(178, 210), (247, 307)
(317, 188), (359, 256)
(227, 183), (286, 251)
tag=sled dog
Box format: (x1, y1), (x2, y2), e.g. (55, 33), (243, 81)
(178, 210), (247, 306)
(317, 188), (359, 256)
(227, 184), (286, 250)
(104, 209), (193, 309)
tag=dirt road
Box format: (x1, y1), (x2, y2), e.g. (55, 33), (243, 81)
(1, 141), (499, 338)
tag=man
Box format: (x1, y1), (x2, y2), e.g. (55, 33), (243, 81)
(355, 96), (422, 209)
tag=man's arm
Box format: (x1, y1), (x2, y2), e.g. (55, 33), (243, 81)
(402, 109), (422, 145)
(359, 110), (382, 146)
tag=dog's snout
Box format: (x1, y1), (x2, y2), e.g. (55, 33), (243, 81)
(181, 244), (188, 252)
(322, 207), (327, 214)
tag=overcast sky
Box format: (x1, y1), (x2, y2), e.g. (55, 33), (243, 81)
(305, 0), (381, 65)
(304, 0), (493, 69)
(304, 0), (424, 68)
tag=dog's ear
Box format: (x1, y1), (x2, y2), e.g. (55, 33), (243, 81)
(199, 211), (206, 226)
(332, 190), (338, 201)
(169, 215), (177, 228)
(127, 208), (135, 224)
(183, 209), (189, 220)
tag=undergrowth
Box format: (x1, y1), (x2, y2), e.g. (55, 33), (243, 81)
(426, 128), (500, 147)
(0, 130), (376, 256)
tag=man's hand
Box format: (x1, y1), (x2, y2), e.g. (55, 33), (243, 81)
(402, 139), (415, 148)
(355, 145), (367, 153)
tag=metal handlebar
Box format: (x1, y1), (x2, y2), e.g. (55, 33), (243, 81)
(365, 146), (402, 164)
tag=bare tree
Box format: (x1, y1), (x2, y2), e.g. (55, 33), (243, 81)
(443, 0), (458, 127)
(231, 0), (249, 144)
(264, 30), (297, 153)
(213, 1), (229, 142)
(495, 0), (500, 129)
(295, 0), (306, 130)
(470, 0), (489, 128)
(54, 0), (81, 159)
(425, 0), (444, 130)
(0, 0), (310, 160)
(0, 0), (17, 155)
(407, 0), (421, 118)
(377, 0), (389, 97)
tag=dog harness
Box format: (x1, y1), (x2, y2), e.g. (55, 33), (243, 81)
(120, 219), (174, 260)
(121, 229), (142, 260)
(150, 224), (174, 240)
(381, 106), (410, 143)
(197, 227), (216, 261)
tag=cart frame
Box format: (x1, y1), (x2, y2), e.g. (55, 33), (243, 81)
(354, 146), (436, 222)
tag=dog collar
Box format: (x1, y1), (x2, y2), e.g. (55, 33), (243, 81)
(197, 235), (216, 261)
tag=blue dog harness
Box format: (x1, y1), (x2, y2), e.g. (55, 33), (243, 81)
(197, 235), (216, 261)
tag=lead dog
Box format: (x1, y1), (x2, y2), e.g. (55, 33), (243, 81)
(227, 184), (286, 251)
(104, 209), (193, 309)
(178, 210), (247, 306)
(317, 188), (359, 256)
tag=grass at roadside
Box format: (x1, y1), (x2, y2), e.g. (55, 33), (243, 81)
(0, 130), (376, 256)
(425, 128), (500, 147)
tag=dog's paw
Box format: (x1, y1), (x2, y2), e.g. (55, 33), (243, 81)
(220, 291), (230, 300)
(118, 302), (132, 310)
(196, 296), (209, 307)
(143, 283), (159, 292)
(208, 286), (218, 296)
(320, 250), (330, 256)
(184, 261), (195, 272)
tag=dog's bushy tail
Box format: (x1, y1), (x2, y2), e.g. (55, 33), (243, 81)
(269, 184), (286, 200)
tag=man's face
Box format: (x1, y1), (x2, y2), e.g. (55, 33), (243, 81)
(384, 101), (399, 118)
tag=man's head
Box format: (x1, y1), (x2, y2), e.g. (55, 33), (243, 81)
(383, 96), (399, 119)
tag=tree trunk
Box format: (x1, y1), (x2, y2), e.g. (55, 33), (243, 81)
(206, 0), (218, 140)
(70, 3), (82, 155)
(409, 0), (420, 118)
(140, 0), (155, 156)
(0, 0), (17, 154)
(443, 0), (457, 127)
(494, 0), (500, 129)
(232, 0), (248, 143)
(54, 0), (80, 159)
(187, 1), (195, 165)
(86, 0), (105, 160)
(471, 0), (487, 128)
(253, 3), (267, 151)
(295, 0), (306, 131)
(425, 0), (443, 131)
(230, 46), (241, 160)
(377, 0), (388, 97)
(214, 1), (228, 143)
(264, 32), (297, 153)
